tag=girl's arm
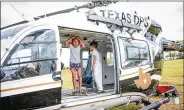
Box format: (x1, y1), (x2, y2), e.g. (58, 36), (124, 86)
(76, 36), (85, 48)
(65, 36), (75, 47)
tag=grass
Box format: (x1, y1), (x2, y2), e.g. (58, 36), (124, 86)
(61, 59), (184, 110)
(62, 69), (73, 90)
(157, 59), (183, 110)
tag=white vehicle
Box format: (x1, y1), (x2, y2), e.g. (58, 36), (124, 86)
(0, 2), (178, 110)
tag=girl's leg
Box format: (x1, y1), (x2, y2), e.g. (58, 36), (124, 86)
(77, 68), (83, 92)
(71, 68), (77, 92)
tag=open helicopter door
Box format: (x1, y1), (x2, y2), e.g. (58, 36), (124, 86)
(0, 24), (62, 110)
(86, 10), (144, 94)
(86, 9), (162, 95)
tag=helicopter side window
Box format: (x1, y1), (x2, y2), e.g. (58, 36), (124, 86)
(106, 51), (114, 66)
(144, 24), (162, 42)
(118, 38), (150, 69)
(1, 29), (57, 82)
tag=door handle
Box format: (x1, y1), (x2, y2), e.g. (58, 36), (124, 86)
(52, 71), (61, 81)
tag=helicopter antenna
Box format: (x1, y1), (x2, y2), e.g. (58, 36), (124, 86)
(11, 4), (26, 21)
(11, 4), (43, 22)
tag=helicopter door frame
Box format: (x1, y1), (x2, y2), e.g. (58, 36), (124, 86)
(0, 24), (62, 109)
(116, 37), (153, 93)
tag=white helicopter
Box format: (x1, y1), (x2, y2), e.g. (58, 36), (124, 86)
(0, 1), (180, 110)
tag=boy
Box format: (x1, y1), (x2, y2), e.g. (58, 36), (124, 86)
(65, 36), (85, 94)
(89, 41), (103, 93)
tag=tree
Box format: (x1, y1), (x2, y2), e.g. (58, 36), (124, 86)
(177, 40), (184, 43)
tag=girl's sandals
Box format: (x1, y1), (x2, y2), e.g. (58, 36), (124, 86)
(79, 90), (87, 96)
(79, 91), (85, 94)
(72, 90), (77, 95)
(71, 88), (87, 96)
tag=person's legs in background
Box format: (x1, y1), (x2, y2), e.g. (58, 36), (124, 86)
(94, 66), (103, 92)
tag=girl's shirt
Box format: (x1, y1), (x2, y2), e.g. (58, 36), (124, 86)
(70, 44), (81, 63)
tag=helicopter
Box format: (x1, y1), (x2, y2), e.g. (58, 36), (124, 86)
(0, 1), (180, 110)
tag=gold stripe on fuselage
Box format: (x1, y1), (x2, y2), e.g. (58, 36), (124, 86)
(0, 81), (61, 92)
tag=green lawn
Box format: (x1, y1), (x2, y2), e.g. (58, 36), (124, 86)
(62, 69), (73, 90)
(61, 59), (184, 110)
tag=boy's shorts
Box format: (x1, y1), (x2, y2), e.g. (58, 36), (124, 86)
(70, 62), (81, 70)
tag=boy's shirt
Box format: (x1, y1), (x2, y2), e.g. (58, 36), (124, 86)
(70, 44), (81, 63)
(92, 49), (101, 67)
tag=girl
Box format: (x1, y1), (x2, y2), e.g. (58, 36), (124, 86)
(65, 36), (85, 94)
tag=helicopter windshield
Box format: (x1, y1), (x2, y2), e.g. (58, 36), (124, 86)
(1, 24), (30, 58)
